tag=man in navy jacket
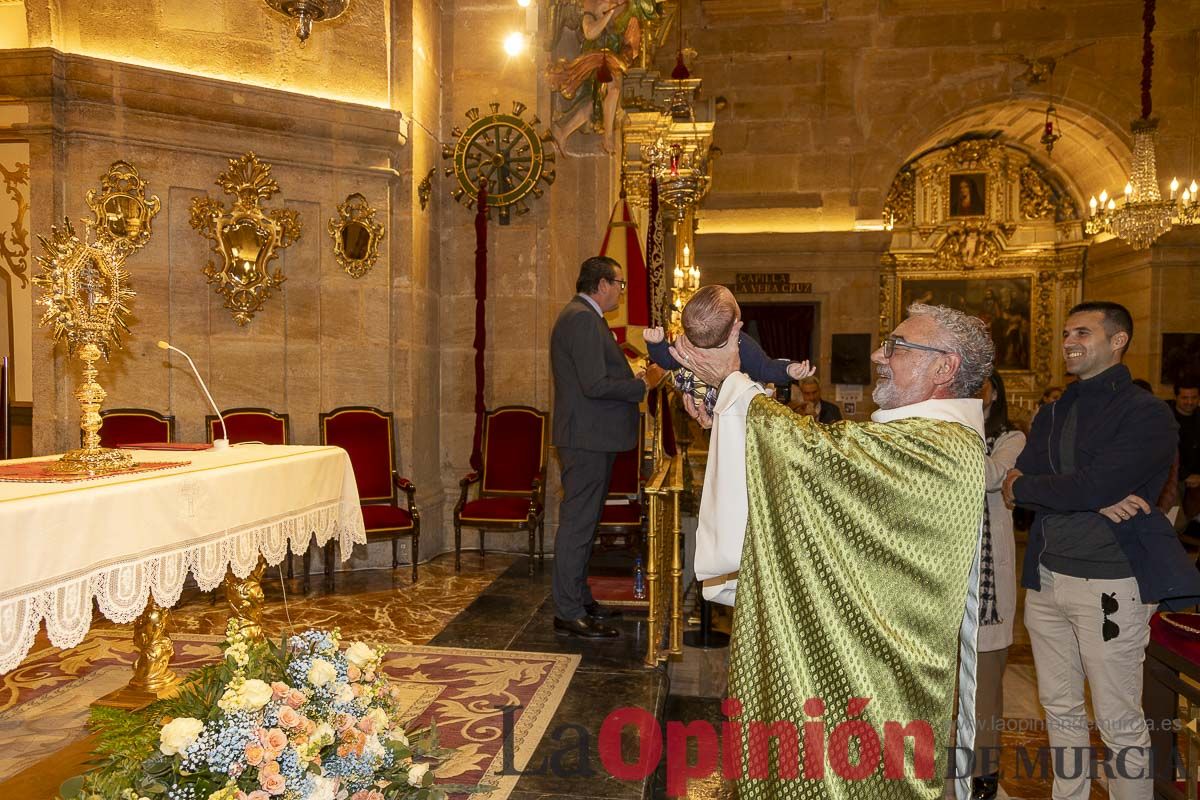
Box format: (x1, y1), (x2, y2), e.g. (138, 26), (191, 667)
(1003, 301), (1200, 800)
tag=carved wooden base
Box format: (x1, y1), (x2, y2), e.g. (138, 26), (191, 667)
(93, 598), (179, 709)
(224, 557), (267, 643)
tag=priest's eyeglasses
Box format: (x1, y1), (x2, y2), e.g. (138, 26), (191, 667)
(882, 336), (951, 359)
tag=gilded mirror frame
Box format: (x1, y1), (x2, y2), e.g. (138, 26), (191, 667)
(85, 161), (161, 250)
(328, 193), (384, 278)
(189, 152), (301, 326)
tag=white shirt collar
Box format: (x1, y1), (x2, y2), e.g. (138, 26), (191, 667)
(871, 398), (986, 441)
(578, 293), (603, 317)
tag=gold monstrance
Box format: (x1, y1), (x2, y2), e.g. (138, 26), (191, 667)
(33, 219), (136, 474)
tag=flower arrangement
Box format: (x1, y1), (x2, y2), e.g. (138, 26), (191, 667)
(61, 622), (474, 800)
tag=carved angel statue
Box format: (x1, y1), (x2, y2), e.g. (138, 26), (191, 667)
(547, 0), (661, 152)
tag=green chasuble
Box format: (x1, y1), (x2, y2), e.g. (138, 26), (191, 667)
(729, 395), (984, 799)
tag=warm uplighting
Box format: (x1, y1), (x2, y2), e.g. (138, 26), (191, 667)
(503, 31), (527, 56)
(517, 0), (532, 6)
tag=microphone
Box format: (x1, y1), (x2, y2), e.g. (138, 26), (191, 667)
(157, 340), (229, 451)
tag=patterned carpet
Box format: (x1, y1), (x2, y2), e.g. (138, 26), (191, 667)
(0, 629), (579, 800)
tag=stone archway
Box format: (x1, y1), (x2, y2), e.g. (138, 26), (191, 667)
(855, 61), (1139, 220)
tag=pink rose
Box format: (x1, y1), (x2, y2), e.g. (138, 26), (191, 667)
(350, 792), (385, 800)
(357, 715), (377, 735)
(263, 728), (288, 753)
(347, 664), (362, 682)
(261, 771), (286, 795)
(286, 689), (307, 708)
(241, 793), (269, 800)
(270, 681), (289, 701)
(245, 743), (265, 766)
(259, 759), (281, 777)
(336, 713), (356, 733)
(277, 706), (302, 729)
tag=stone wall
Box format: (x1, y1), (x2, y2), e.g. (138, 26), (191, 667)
(677, 0), (1200, 234)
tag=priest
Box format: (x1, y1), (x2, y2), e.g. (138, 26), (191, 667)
(674, 303), (994, 800)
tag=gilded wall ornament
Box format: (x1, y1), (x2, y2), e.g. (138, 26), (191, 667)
(328, 193), (384, 278)
(418, 168), (436, 211)
(32, 219), (137, 474)
(1020, 165), (1059, 221)
(443, 102), (555, 224)
(883, 168), (916, 229)
(0, 161), (30, 288)
(85, 160), (161, 250)
(936, 224), (1002, 271)
(189, 153), (301, 326)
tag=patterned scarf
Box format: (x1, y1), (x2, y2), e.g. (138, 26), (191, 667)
(979, 433), (1001, 626)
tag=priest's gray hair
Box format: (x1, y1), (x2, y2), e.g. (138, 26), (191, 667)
(907, 303), (995, 397)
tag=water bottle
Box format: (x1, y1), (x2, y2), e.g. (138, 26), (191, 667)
(633, 556), (646, 600)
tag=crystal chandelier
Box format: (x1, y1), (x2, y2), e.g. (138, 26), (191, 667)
(1085, 0), (1199, 249)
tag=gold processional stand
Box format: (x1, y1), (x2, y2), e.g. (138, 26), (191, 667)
(32, 220), (273, 707)
(643, 393), (686, 668)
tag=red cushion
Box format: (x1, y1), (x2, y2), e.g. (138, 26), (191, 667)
(459, 496), (540, 523)
(361, 504), (413, 532)
(482, 408), (545, 493)
(99, 413), (171, 448)
(323, 409), (394, 501)
(214, 412), (287, 445)
(600, 501), (642, 525)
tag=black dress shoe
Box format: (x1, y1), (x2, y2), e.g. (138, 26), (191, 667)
(583, 601), (623, 620)
(554, 616), (619, 638)
(970, 773), (998, 800)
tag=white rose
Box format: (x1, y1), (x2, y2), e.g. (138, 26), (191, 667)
(344, 641), (376, 669)
(307, 659), (337, 686)
(159, 717), (204, 756)
(239, 678), (273, 710)
(335, 683), (355, 705)
(306, 775), (340, 800)
(312, 721), (336, 746)
(407, 762), (430, 787)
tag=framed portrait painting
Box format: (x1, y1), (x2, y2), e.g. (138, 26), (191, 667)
(900, 275), (1033, 371)
(949, 173), (987, 217)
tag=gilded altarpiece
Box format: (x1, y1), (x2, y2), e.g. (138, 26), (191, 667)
(881, 140), (1087, 402)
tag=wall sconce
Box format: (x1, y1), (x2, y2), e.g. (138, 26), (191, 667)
(264, 0), (349, 43)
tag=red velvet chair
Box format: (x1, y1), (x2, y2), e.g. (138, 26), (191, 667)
(454, 405), (548, 576)
(206, 408), (291, 445)
(98, 408), (175, 447)
(313, 406), (420, 582)
(597, 413), (647, 551)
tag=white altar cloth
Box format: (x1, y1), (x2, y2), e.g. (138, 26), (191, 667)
(0, 444), (366, 673)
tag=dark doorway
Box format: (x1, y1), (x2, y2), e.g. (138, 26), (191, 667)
(739, 303), (816, 363)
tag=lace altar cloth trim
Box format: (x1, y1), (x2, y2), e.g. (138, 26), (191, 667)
(0, 460), (191, 482)
(0, 499), (367, 673)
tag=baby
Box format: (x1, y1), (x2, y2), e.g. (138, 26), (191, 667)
(644, 285), (815, 414)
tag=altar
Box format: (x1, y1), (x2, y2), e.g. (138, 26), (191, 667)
(0, 444), (366, 684)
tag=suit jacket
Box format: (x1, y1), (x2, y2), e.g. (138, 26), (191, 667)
(1015, 363), (1200, 607)
(551, 295), (645, 452)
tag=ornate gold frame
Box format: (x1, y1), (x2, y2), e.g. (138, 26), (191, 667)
(327, 193), (384, 278)
(881, 252), (1083, 395)
(85, 161), (161, 250)
(189, 153), (301, 326)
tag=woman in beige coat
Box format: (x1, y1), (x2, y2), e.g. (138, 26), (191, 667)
(973, 371), (1025, 800)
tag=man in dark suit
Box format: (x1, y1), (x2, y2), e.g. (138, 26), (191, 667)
(550, 255), (662, 638)
(796, 376), (843, 423)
